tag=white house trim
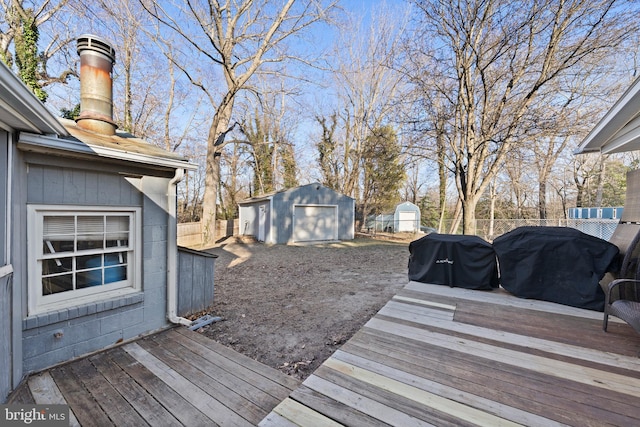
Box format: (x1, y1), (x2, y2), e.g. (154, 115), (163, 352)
(26, 205), (142, 316)
(576, 75), (640, 154)
(0, 264), (12, 278)
(0, 62), (68, 136)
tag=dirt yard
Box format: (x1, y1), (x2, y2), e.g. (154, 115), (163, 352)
(195, 236), (412, 380)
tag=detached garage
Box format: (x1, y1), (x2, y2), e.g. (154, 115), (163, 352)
(238, 183), (355, 244)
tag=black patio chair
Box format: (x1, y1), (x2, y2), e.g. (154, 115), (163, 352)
(603, 169), (640, 333)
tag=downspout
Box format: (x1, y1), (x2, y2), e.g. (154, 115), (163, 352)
(4, 133), (11, 268)
(167, 168), (192, 327)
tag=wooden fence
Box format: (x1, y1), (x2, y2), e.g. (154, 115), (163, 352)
(177, 247), (217, 317)
(177, 220), (239, 248)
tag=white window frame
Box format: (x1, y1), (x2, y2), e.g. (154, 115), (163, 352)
(27, 205), (142, 315)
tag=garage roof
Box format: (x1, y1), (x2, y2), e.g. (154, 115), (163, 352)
(575, 75), (640, 155)
(239, 183), (354, 204)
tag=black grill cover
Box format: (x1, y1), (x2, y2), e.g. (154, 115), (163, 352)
(493, 227), (619, 311)
(408, 234), (498, 290)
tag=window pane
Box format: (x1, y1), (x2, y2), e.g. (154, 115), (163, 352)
(43, 239), (74, 254)
(77, 239), (103, 250)
(105, 239), (129, 248)
(77, 216), (104, 250)
(76, 270), (102, 288)
(42, 275), (72, 295)
(78, 216), (104, 233)
(43, 216), (75, 254)
(104, 266), (126, 284)
(77, 254), (102, 270)
(106, 216), (129, 233)
(43, 216), (74, 238)
(105, 252), (126, 266)
(42, 257), (72, 275)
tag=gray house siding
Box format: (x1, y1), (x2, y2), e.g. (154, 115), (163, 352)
(0, 274), (11, 402)
(1, 131), (11, 402)
(17, 154), (172, 373)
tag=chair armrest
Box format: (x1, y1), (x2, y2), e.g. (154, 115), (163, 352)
(606, 279), (640, 304)
(607, 278), (640, 292)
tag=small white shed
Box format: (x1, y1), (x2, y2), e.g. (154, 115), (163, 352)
(394, 202), (421, 232)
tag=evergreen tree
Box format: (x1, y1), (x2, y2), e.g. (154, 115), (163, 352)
(361, 125), (406, 220)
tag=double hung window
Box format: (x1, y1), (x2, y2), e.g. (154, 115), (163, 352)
(28, 206), (141, 314)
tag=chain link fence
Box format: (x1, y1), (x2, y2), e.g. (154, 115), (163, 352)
(442, 219), (618, 242)
(364, 215), (425, 234)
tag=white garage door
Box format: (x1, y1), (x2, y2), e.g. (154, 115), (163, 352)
(398, 211), (417, 232)
(293, 205), (338, 242)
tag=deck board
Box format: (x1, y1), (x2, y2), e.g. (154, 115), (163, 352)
(108, 347), (213, 427)
(149, 333), (282, 413)
(26, 372), (81, 427)
(264, 282), (640, 426)
(135, 337), (266, 425)
(287, 384), (391, 427)
(70, 356), (152, 426)
(6, 328), (300, 426)
(50, 364), (115, 426)
(90, 351), (180, 426)
(165, 328), (295, 400)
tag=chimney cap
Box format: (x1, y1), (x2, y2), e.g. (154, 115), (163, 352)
(77, 34), (116, 64)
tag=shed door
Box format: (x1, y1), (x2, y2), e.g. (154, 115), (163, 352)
(398, 211), (417, 232)
(293, 205), (338, 242)
(258, 205), (267, 242)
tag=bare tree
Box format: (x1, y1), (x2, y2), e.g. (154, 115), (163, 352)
(318, 3), (409, 201)
(142, 0), (337, 244)
(408, 0), (637, 233)
(78, 0), (165, 137)
(0, 0), (74, 98)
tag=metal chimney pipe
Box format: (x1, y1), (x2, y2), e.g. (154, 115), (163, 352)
(75, 34), (117, 135)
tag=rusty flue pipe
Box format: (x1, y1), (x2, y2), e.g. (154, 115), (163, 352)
(76, 34), (117, 135)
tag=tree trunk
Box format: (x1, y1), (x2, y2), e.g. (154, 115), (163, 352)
(595, 158), (607, 207)
(201, 101), (234, 245)
(201, 145), (222, 245)
(436, 117), (447, 233)
(448, 199), (462, 234)
(462, 196), (478, 236)
(538, 180), (547, 219)
(489, 181), (497, 239)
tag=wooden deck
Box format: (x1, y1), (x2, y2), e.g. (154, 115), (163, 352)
(8, 327), (300, 426)
(261, 281), (640, 427)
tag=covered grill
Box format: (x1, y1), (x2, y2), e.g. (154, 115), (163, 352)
(408, 234), (499, 290)
(493, 227), (619, 311)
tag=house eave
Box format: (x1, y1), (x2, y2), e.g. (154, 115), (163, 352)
(575, 75), (640, 155)
(18, 132), (197, 172)
(0, 62), (69, 136)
